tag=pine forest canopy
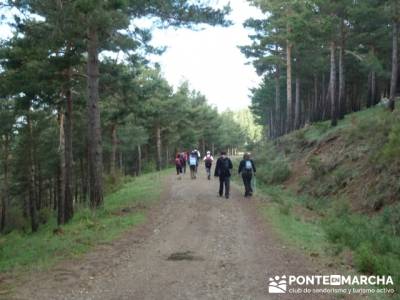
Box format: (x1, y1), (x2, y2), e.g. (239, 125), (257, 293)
(0, 0), (259, 233)
(0, 0), (398, 235)
(241, 0), (399, 139)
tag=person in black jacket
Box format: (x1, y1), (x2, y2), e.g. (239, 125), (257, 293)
(238, 153), (256, 197)
(214, 151), (233, 199)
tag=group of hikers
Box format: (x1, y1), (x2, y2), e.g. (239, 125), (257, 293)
(174, 149), (256, 198)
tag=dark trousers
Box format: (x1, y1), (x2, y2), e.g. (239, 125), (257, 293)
(176, 166), (182, 175)
(242, 172), (253, 196)
(205, 167), (211, 179)
(190, 165), (196, 179)
(219, 176), (230, 197)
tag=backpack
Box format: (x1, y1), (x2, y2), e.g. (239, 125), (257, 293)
(245, 160), (253, 171)
(189, 155), (197, 166)
(205, 156), (212, 168)
(175, 158), (182, 167)
(220, 158), (231, 176)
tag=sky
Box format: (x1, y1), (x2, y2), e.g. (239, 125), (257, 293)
(0, 0), (264, 111)
(147, 0), (264, 111)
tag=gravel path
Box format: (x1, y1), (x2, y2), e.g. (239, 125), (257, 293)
(11, 168), (337, 300)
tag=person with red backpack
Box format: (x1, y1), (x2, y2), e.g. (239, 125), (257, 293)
(203, 151), (214, 180)
(175, 154), (183, 178)
(214, 151), (233, 199)
(180, 152), (187, 174)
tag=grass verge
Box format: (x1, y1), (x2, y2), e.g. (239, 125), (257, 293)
(252, 182), (398, 299)
(0, 170), (169, 276)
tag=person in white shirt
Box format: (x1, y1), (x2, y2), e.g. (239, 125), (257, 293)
(203, 151), (214, 180)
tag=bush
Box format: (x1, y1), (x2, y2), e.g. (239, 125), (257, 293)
(299, 195), (329, 211)
(253, 143), (291, 185)
(256, 157), (291, 185)
(381, 123), (400, 164)
(279, 202), (292, 215)
(308, 156), (327, 178)
(354, 242), (379, 274)
(381, 204), (400, 237)
(3, 206), (30, 233)
(38, 207), (53, 225)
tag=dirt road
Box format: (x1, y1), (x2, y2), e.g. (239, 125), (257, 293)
(12, 168), (336, 300)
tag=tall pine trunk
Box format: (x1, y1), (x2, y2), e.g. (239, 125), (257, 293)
(137, 145), (142, 176)
(80, 157), (86, 203)
(371, 70), (378, 105)
(87, 27), (103, 208)
(58, 112), (66, 225)
(64, 83), (74, 222)
(110, 123), (117, 176)
(0, 134), (10, 232)
(330, 41), (338, 126)
(321, 73), (327, 120)
(155, 125), (162, 171)
(338, 22), (346, 119)
(286, 35), (293, 133)
(27, 107), (38, 232)
(275, 64), (281, 136)
(268, 110), (273, 139)
(389, 21), (399, 111)
(294, 76), (301, 129)
(313, 75), (318, 122)
(367, 72), (373, 108)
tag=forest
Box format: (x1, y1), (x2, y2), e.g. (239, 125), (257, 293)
(0, 1), (260, 234)
(242, 0), (399, 139)
(0, 0), (400, 298)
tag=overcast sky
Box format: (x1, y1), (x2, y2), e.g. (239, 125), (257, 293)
(147, 0), (263, 111)
(0, 0), (264, 111)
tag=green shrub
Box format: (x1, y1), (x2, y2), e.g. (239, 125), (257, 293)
(294, 130), (306, 142)
(279, 202), (292, 215)
(355, 242), (379, 274)
(333, 168), (350, 188)
(253, 144), (291, 186)
(308, 156), (327, 178)
(313, 122), (331, 134)
(381, 204), (400, 237)
(104, 171), (125, 195)
(38, 207), (53, 225)
(3, 206), (30, 233)
(256, 157), (291, 185)
(381, 123), (400, 164)
(299, 195), (329, 211)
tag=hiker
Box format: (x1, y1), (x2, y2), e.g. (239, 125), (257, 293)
(214, 151), (233, 198)
(175, 154), (183, 178)
(189, 151), (198, 179)
(238, 153), (256, 197)
(196, 149), (201, 162)
(203, 151), (214, 180)
(181, 152), (187, 174)
(193, 148), (200, 172)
